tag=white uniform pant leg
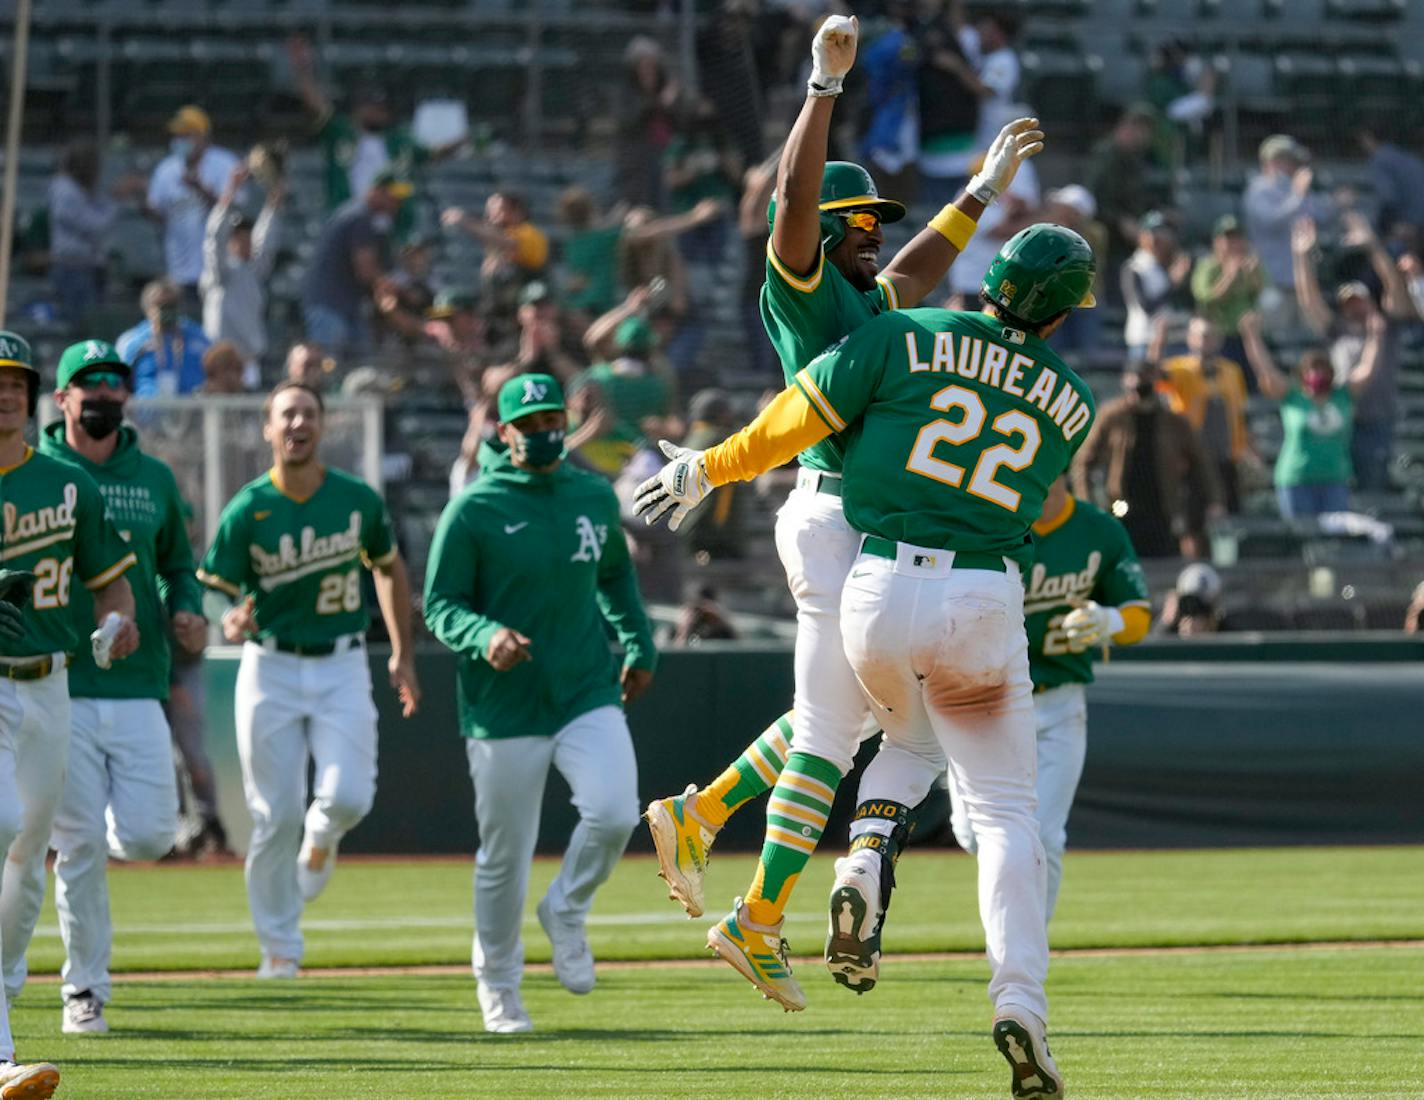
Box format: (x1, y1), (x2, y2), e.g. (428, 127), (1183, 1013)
(0, 673), (70, 1002)
(0, 682), (26, 1061)
(465, 735), (555, 991)
(235, 646), (308, 963)
(303, 650), (378, 852)
(54, 699), (178, 1006)
(842, 553), (1049, 1026)
(540, 706), (639, 922)
(1032, 685), (1088, 922)
(773, 486), (872, 775)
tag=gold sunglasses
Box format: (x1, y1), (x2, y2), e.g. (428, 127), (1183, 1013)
(839, 210), (881, 232)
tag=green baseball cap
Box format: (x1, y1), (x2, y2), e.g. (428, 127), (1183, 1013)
(615, 315), (657, 354)
(0, 330), (34, 371)
(426, 288), (479, 319)
(497, 373), (565, 424)
(56, 339), (131, 390)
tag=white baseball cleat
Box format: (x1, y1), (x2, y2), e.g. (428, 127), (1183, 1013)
(256, 956), (299, 980)
(61, 992), (108, 1035)
(992, 1010), (1066, 1099)
(477, 982), (533, 1034)
(0, 1061), (60, 1100)
(825, 852), (883, 994)
(296, 837), (337, 902)
(536, 896), (596, 994)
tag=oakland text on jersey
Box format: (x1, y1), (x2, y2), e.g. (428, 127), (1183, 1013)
(2, 482), (78, 559)
(1023, 552), (1101, 615)
(901, 330), (1092, 442)
(249, 510), (363, 590)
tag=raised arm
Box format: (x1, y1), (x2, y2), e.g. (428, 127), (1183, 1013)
(287, 35), (333, 122)
(1237, 310), (1291, 400)
(1344, 211), (1415, 321)
(251, 180), (284, 277)
(1291, 217), (1333, 337)
(1347, 310), (1388, 400)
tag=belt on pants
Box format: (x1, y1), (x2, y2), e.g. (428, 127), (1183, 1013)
(859, 534), (1008, 573)
(261, 635), (364, 657)
(0, 653), (70, 681)
(795, 469), (843, 498)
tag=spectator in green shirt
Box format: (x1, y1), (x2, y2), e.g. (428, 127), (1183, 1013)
(1191, 215), (1265, 375)
(662, 97), (741, 268)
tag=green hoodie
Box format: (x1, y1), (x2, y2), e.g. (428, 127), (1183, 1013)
(423, 445), (656, 739)
(40, 421), (204, 700)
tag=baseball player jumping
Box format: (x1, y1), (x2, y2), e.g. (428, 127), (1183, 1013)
(0, 331), (141, 1100)
(198, 380), (419, 979)
(640, 13), (1042, 1010)
(637, 224), (1098, 1098)
(826, 474), (1150, 998)
(36, 340), (206, 1036)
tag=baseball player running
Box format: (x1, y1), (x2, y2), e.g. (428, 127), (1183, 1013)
(827, 475), (1151, 998)
(423, 374), (657, 1034)
(0, 331), (141, 1100)
(637, 224), (1098, 1098)
(198, 380), (419, 978)
(37, 340), (206, 1036)
(641, 13), (1042, 1008)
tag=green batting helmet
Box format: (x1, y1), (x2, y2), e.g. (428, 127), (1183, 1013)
(981, 224), (1097, 326)
(766, 161), (907, 253)
(0, 331), (40, 417)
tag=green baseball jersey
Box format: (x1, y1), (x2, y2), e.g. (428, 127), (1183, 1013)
(40, 423), (203, 700)
(198, 466), (396, 645)
(0, 448), (136, 658)
(761, 243), (900, 475)
(798, 309), (1096, 569)
(423, 445), (657, 740)
(1024, 496), (1151, 690)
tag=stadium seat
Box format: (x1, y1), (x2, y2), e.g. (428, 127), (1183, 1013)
(1290, 600), (1365, 631)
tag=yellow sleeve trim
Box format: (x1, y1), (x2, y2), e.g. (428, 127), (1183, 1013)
(766, 240), (824, 294)
(703, 384), (834, 486)
(877, 275), (901, 311)
(367, 547), (399, 570)
(83, 551), (137, 591)
(196, 569), (241, 598)
(1113, 604), (1152, 646)
(795, 369), (847, 432)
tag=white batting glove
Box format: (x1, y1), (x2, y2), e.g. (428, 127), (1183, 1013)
(633, 440), (711, 532)
(808, 14), (858, 97)
(967, 117), (1046, 204)
(1062, 601), (1121, 650)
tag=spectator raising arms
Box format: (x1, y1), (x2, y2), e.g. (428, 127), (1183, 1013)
(201, 165), (282, 384)
(1190, 215), (1264, 365)
(49, 141), (142, 329)
(116, 279), (212, 397)
(1121, 211), (1191, 361)
(1239, 310), (1386, 519)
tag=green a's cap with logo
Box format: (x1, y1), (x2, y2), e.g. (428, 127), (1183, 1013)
(426, 288), (479, 318)
(0, 330), (34, 371)
(56, 339), (131, 390)
(497, 372), (565, 423)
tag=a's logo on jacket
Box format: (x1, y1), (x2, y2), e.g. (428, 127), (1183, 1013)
(570, 515), (607, 562)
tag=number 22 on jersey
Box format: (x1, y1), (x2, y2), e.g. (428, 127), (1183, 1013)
(905, 384), (1041, 511)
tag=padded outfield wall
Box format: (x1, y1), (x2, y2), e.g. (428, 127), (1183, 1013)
(200, 640), (1424, 856)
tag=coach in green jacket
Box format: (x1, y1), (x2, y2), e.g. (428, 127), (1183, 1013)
(423, 372), (657, 1035)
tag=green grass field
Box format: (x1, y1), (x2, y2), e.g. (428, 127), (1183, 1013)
(13, 846), (1424, 1099)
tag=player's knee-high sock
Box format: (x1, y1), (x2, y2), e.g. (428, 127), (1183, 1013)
(744, 751), (841, 926)
(692, 713), (792, 828)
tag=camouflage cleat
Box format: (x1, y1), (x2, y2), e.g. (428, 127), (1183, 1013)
(706, 898), (806, 1012)
(993, 1011), (1066, 1099)
(644, 784), (717, 918)
(825, 853), (883, 993)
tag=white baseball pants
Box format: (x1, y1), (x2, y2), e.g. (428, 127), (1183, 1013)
(840, 542), (1050, 1026)
(0, 664), (71, 1056)
(949, 684), (1088, 923)
(774, 476), (877, 776)
(51, 698), (179, 1006)
(465, 705), (638, 992)
(236, 642), (377, 963)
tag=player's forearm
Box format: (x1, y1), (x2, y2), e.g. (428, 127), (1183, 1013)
(1112, 604), (1152, 646)
(93, 575), (136, 623)
(772, 96), (836, 273)
(373, 557), (414, 661)
(596, 568), (659, 673)
(881, 197), (984, 307)
(202, 586), (237, 625)
(702, 383), (833, 486)
(422, 590), (503, 663)
(162, 567), (205, 618)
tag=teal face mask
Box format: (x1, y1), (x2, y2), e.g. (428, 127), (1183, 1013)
(512, 427), (565, 467)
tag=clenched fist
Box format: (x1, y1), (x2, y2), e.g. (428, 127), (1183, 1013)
(809, 14), (858, 97)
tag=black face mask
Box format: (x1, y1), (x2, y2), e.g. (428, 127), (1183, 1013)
(1134, 379), (1158, 400)
(78, 398), (124, 440)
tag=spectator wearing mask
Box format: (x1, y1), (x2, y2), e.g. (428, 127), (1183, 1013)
(1073, 361), (1223, 558)
(1158, 562), (1226, 636)
(116, 278), (211, 397)
(1121, 212), (1191, 361)
(1156, 315), (1251, 514)
(201, 165), (282, 385)
(1294, 212), (1416, 492)
(510, 281), (582, 384)
(1191, 215), (1264, 371)
(1243, 134), (1325, 303)
(146, 106), (239, 311)
(1086, 104), (1161, 286)
(1041, 185), (1107, 355)
(300, 169), (412, 356)
(1358, 124), (1424, 241)
(1239, 310), (1386, 520)
(48, 141), (141, 329)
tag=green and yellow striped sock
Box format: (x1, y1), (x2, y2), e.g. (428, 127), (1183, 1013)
(692, 713), (792, 828)
(745, 751), (842, 926)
